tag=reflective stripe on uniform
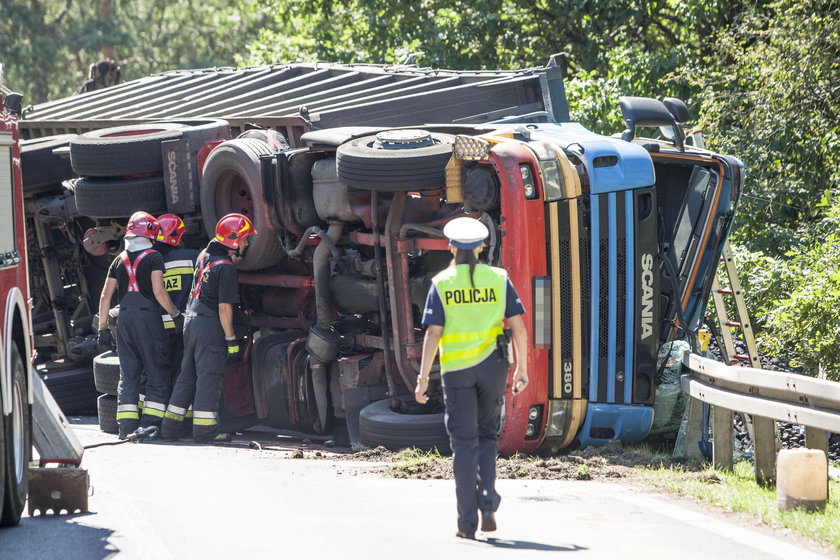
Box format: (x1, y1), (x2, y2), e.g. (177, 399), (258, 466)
(164, 410), (184, 421)
(440, 326), (504, 346)
(143, 401), (166, 418)
(117, 403), (140, 421)
(192, 410), (217, 426)
(439, 337), (499, 367)
(167, 404), (188, 416)
(165, 259), (195, 270)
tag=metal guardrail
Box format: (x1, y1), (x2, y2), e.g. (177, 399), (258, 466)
(680, 353), (840, 485)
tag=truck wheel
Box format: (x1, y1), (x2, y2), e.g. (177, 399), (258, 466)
(1, 347), (30, 526)
(93, 351), (120, 396)
(70, 123), (189, 177)
(336, 130), (455, 191)
(97, 395), (118, 434)
(200, 138), (283, 270)
(359, 396), (450, 452)
(21, 134), (77, 194)
(74, 176), (167, 218)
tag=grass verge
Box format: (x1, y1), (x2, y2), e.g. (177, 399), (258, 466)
(639, 459), (840, 555)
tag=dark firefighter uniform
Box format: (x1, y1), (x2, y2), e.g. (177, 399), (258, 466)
(106, 242), (171, 432)
(418, 217), (526, 539)
(161, 240), (243, 443)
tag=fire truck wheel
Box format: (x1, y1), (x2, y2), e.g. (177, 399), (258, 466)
(73, 176), (167, 218)
(200, 138), (284, 271)
(97, 395), (119, 434)
(1, 347), (30, 527)
(93, 351), (120, 396)
(20, 134), (77, 193)
(70, 122), (189, 177)
(358, 397), (450, 452)
(336, 131), (455, 191)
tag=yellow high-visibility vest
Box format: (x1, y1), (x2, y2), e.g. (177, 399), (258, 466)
(432, 264), (507, 373)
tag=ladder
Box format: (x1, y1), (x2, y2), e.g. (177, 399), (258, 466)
(708, 242), (760, 368)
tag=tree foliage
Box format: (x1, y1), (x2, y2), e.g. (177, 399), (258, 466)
(0, 0), (270, 104)
(693, 0), (840, 378)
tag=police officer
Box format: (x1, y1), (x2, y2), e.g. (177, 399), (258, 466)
(415, 216), (529, 540)
(97, 211), (183, 439)
(154, 214), (199, 386)
(160, 213), (256, 443)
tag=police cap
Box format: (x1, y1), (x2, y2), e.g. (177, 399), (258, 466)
(443, 217), (488, 250)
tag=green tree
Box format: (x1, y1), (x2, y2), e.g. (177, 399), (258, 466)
(0, 0), (271, 104)
(693, 0), (840, 378)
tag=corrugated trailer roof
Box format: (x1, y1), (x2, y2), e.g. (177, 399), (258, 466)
(19, 63), (556, 143)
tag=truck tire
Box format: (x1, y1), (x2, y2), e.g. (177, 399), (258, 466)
(97, 395), (119, 434)
(359, 397), (450, 452)
(200, 138), (283, 270)
(20, 134), (76, 193)
(40, 364), (98, 416)
(336, 131), (455, 191)
(74, 176), (167, 218)
(1, 347), (30, 526)
(70, 122), (189, 177)
(93, 351), (120, 396)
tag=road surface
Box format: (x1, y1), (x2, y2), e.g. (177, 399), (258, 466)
(0, 418), (834, 559)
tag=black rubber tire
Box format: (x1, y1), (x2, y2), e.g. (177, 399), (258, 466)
(199, 138), (283, 270)
(73, 176), (167, 218)
(97, 395), (119, 434)
(359, 396), (450, 452)
(336, 132), (455, 191)
(20, 134), (77, 193)
(70, 122), (189, 177)
(1, 347), (30, 526)
(40, 365), (98, 416)
(93, 351), (120, 396)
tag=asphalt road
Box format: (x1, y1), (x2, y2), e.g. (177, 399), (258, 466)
(0, 418), (835, 560)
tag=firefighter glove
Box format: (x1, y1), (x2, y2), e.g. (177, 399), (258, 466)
(226, 336), (242, 364)
(97, 328), (114, 352)
(172, 310), (185, 331)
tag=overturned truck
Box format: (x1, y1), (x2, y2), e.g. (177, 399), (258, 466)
(19, 61), (741, 453)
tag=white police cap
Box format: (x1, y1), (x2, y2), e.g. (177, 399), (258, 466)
(443, 217), (489, 250)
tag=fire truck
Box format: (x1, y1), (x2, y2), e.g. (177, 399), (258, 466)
(0, 69), (34, 526)
(17, 61), (741, 453)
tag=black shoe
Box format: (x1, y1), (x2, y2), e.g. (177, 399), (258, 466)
(480, 511), (497, 532)
(455, 531), (476, 540)
(118, 423), (139, 441)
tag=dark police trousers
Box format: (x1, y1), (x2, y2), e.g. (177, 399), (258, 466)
(161, 300), (228, 442)
(116, 292), (170, 430)
(441, 351), (508, 534)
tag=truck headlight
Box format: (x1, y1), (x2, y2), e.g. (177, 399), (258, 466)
(520, 164), (537, 199)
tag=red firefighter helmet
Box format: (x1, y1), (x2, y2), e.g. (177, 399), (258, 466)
(125, 211), (161, 240)
(214, 213), (257, 250)
(156, 213), (187, 246)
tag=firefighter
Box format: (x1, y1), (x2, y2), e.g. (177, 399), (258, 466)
(414, 216), (529, 540)
(160, 213), (256, 443)
(154, 214), (199, 386)
(97, 211), (183, 439)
